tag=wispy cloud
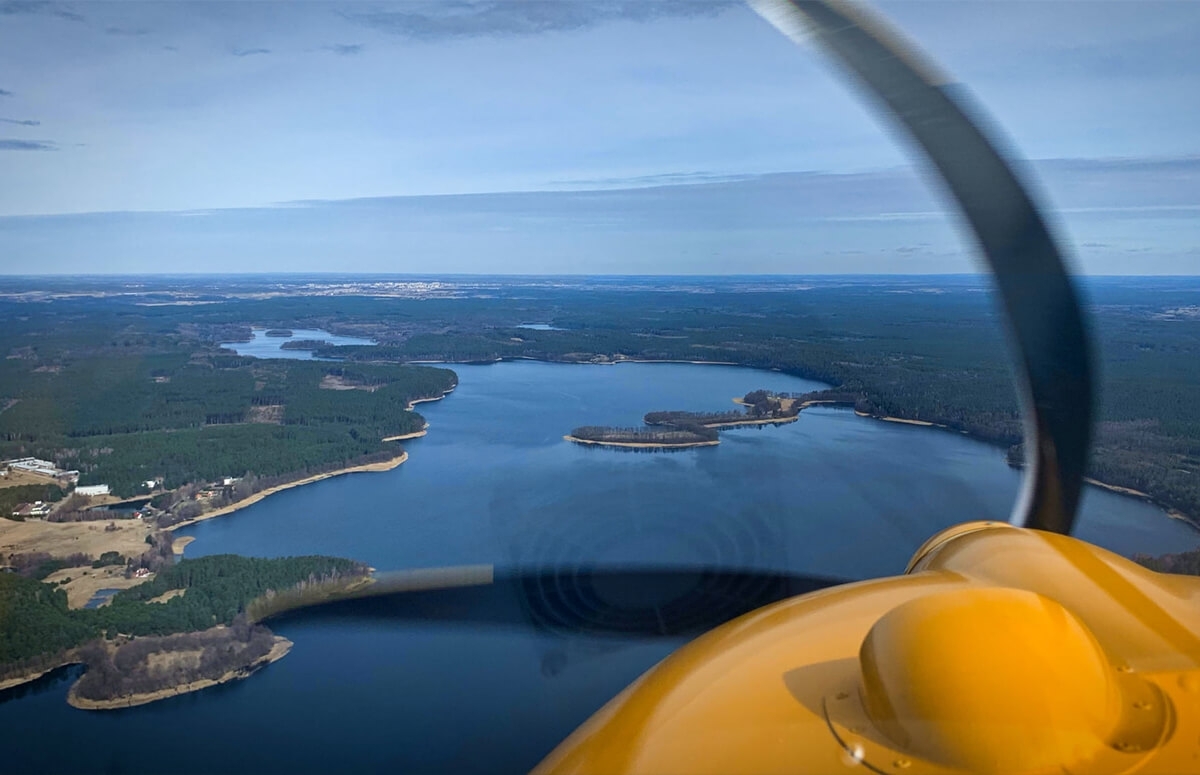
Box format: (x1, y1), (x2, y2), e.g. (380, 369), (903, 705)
(340, 0), (736, 40)
(0, 89), (13, 97)
(321, 43), (363, 56)
(551, 171), (754, 189)
(104, 25), (150, 36)
(0, 1), (83, 22)
(0, 118), (40, 126)
(231, 47), (270, 57)
(0, 139), (56, 151)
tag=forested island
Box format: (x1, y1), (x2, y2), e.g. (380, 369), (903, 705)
(0, 554), (370, 707)
(568, 390), (805, 449)
(264, 329), (294, 337)
(567, 425), (719, 448)
(280, 339), (330, 351)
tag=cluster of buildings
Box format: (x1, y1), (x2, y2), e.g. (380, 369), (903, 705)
(11, 501), (53, 517)
(1, 457), (80, 484)
(193, 476), (242, 502)
(3, 458), (116, 518)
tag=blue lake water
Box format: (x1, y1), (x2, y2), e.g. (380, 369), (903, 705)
(220, 328), (374, 359)
(2, 361), (1196, 774)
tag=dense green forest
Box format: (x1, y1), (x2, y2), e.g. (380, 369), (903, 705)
(0, 337), (455, 496)
(282, 284), (1197, 521)
(0, 554), (368, 669)
(0, 277), (1196, 519)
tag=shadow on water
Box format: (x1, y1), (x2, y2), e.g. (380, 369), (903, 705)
(0, 664), (83, 706)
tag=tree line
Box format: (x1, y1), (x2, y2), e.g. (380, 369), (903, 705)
(0, 554), (369, 668)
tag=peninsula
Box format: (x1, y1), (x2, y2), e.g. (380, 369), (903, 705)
(0, 555), (370, 709)
(0, 337), (456, 702)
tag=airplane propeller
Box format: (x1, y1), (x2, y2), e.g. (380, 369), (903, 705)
(258, 0), (1095, 643)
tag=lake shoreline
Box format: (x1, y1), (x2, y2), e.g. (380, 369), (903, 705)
(382, 425), (429, 442)
(166, 453), (408, 534)
(405, 385), (456, 410)
(702, 415), (799, 429)
(1083, 477), (1200, 533)
(0, 660), (79, 692)
(330, 355), (1191, 532)
(163, 387), (450, 535)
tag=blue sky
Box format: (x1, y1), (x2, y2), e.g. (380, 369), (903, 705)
(0, 0), (1197, 275)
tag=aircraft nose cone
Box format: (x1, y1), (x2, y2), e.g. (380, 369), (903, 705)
(858, 587), (1120, 773)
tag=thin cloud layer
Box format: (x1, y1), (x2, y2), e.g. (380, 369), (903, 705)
(0, 1), (83, 22)
(322, 43), (364, 56)
(2, 156), (1196, 274)
(0, 1), (1196, 275)
(0, 138), (56, 150)
(341, 0), (736, 40)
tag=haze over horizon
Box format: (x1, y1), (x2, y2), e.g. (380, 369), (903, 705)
(1, 1), (1198, 275)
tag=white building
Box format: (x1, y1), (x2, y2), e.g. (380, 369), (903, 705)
(7, 458), (60, 477)
(76, 484), (111, 497)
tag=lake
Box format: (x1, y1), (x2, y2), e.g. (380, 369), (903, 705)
(2, 361), (1196, 774)
(219, 327), (375, 360)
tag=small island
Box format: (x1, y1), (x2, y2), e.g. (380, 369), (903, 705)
(264, 329), (294, 337)
(280, 339), (331, 350)
(566, 425), (719, 449)
(567, 389), (810, 449)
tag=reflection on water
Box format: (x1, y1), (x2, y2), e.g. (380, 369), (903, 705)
(0, 664), (83, 707)
(2, 361), (1195, 774)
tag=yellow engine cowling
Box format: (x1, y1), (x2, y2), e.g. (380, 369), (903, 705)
(534, 523), (1200, 774)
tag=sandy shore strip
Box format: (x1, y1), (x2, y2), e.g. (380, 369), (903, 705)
(1084, 477), (1154, 499)
(1168, 509), (1200, 532)
(1083, 477), (1200, 532)
(172, 535), (195, 555)
(382, 423), (429, 442)
(564, 435), (719, 450)
(405, 386), (456, 411)
(67, 637), (293, 710)
(616, 359), (738, 366)
(166, 453), (407, 531)
(859, 412), (942, 428)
